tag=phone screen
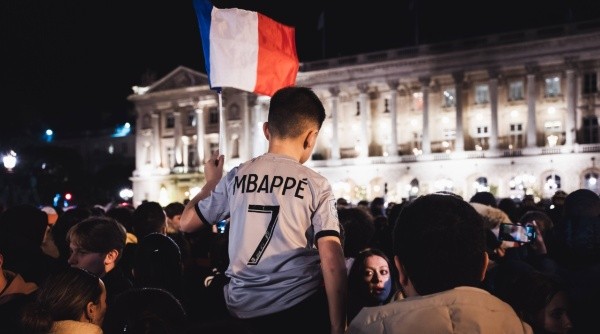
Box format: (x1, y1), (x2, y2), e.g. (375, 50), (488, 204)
(498, 223), (536, 243)
(216, 219), (228, 234)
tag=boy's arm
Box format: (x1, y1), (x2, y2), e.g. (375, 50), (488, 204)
(179, 152), (224, 233)
(318, 235), (348, 334)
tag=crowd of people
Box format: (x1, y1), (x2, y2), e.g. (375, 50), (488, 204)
(0, 86), (598, 334)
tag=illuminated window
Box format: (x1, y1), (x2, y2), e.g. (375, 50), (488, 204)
(509, 81), (524, 101)
(544, 76), (561, 97)
(475, 84), (489, 104)
(473, 177), (490, 192)
(585, 172), (599, 194)
(544, 174), (561, 191)
(412, 92), (423, 111)
(443, 88), (455, 108)
(187, 112), (197, 127)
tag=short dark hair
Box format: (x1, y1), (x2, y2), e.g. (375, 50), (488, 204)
(164, 202), (185, 219)
(393, 193), (486, 295)
(67, 216), (126, 261)
(267, 86), (325, 139)
(132, 201), (166, 238)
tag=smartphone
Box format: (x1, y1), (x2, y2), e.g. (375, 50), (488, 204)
(216, 219), (228, 234)
(498, 222), (536, 243)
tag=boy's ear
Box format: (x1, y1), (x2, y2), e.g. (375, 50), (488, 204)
(262, 122), (270, 140)
(303, 129), (318, 150)
(394, 256), (408, 286)
(104, 249), (119, 265)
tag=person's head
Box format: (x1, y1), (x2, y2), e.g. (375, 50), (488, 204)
(51, 207), (93, 263)
(393, 192), (488, 296)
(132, 201), (167, 238)
(506, 271), (572, 334)
(264, 86), (325, 163)
(102, 287), (187, 334)
(555, 188), (600, 267)
(369, 197), (386, 217)
(470, 191), (498, 208)
(164, 201), (185, 232)
(67, 216), (127, 277)
(21, 267), (106, 332)
(106, 205), (135, 234)
(563, 188), (600, 218)
(133, 233), (183, 297)
(348, 248), (396, 305)
(518, 210), (554, 235)
(0, 204), (48, 247)
(551, 190), (568, 207)
(337, 207), (375, 258)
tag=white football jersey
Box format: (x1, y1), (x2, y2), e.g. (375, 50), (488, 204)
(195, 153), (341, 318)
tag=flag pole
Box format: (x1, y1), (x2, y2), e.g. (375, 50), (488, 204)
(217, 88), (227, 159)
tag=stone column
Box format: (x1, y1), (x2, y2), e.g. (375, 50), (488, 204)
(565, 60), (578, 146)
(195, 107), (205, 165)
(358, 83), (370, 158)
(526, 64), (538, 148)
(173, 111), (183, 166)
(452, 72), (465, 152)
(329, 86), (341, 160)
(387, 80), (399, 157)
(243, 93), (253, 161)
(420, 77), (431, 154)
(151, 112), (161, 168)
(488, 69), (499, 151)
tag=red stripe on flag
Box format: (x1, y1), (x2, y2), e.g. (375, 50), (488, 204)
(255, 13), (299, 96)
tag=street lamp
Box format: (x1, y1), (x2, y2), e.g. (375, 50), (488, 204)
(3, 150), (17, 172)
(2, 150), (17, 207)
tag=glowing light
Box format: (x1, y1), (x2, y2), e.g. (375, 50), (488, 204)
(159, 186), (169, 207)
(2, 150), (17, 171)
(119, 188), (133, 200)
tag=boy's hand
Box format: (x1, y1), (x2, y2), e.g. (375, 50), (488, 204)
(205, 151), (224, 183)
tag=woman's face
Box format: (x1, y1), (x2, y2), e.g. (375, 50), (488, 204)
(363, 255), (391, 301)
(537, 290), (572, 334)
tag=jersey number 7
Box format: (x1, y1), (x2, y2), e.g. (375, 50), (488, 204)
(247, 205), (280, 265)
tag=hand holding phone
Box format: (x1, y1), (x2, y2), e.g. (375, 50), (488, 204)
(498, 222), (537, 243)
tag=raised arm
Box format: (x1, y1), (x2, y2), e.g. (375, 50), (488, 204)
(179, 151), (224, 233)
(318, 235), (348, 334)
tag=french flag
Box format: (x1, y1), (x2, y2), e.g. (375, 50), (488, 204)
(193, 0), (299, 97)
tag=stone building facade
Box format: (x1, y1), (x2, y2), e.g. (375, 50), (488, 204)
(128, 20), (600, 206)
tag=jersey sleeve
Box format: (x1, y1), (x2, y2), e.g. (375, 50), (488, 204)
(312, 177), (342, 242)
(196, 167), (236, 225)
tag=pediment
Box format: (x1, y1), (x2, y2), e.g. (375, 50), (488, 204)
(146, 66), (209, 93)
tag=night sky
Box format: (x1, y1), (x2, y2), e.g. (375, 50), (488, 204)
(2, 0), (600, 142)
